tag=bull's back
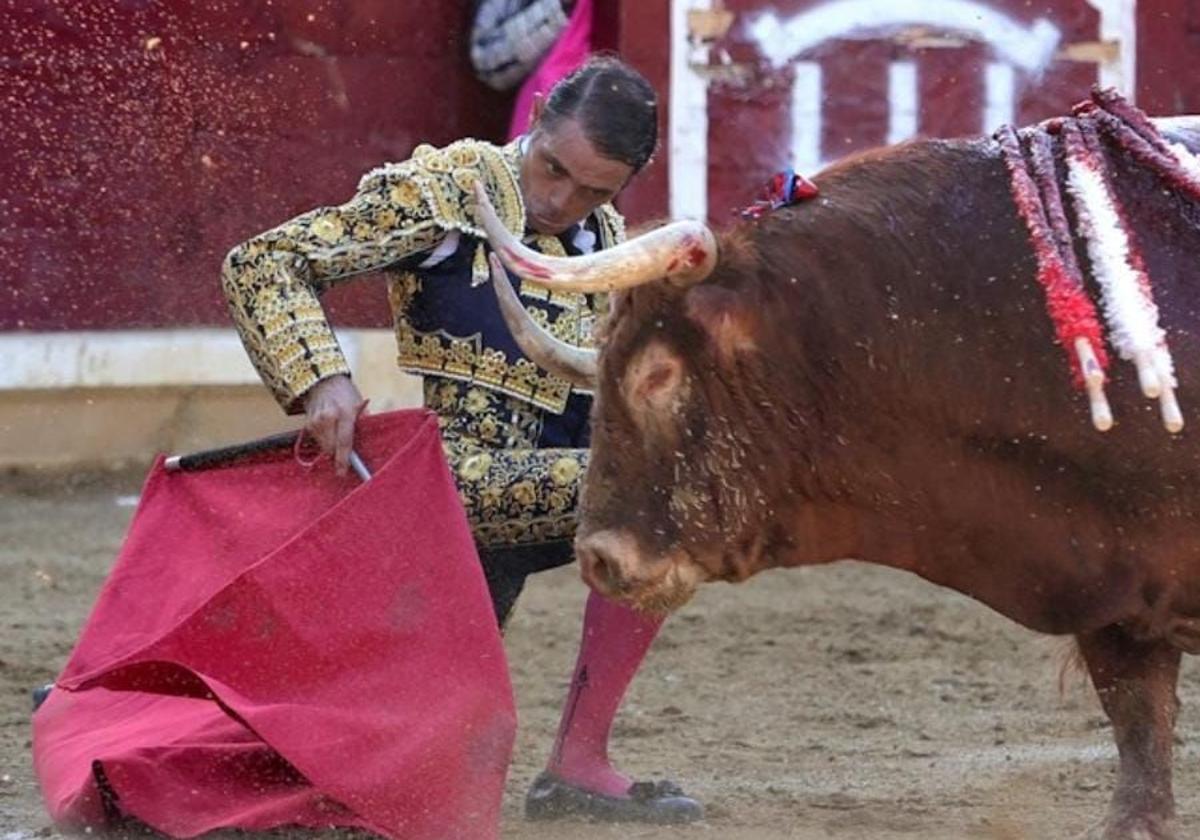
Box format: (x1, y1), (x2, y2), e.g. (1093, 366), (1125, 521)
(768, 131), (1200, 573)
(858, 134), (1200, 489)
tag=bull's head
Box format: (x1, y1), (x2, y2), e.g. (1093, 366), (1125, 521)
(476, 186), (784, 614)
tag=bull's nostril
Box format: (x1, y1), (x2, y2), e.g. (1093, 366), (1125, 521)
(597, 551), (621, 591)
(577, 531), (645, 598)
(578, 543), (623, 594)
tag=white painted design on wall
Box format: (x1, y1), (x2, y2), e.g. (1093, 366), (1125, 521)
(791, 62), (824, 175)
(984, 62), (1016, 131)
(1083, 0), (1136, 94)
(748, 0), (1062, 73)
(669, 0), (1133, 221)
(887, 61), (918, 145)
(745, 1), (1070, 184)
(670, 0), (712, 221)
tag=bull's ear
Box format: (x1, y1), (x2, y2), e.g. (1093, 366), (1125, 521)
(622, 340), (686, 421)
(684, 286), (757, 364)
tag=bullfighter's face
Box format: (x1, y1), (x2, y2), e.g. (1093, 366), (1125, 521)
(575, 284), (769, 613)
(519, 114), (633, 236)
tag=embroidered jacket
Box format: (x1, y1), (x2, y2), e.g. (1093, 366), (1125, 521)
(221, 137), (625, 414)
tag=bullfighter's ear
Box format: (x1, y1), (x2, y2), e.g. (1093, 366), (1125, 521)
(623, 340), (686, 419)
(684, 286), (757, 364)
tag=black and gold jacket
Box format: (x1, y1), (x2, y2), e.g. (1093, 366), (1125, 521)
(221, 137), (625, 415)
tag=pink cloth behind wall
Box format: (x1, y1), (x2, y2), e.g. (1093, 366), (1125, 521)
(508, 0), (594, 139)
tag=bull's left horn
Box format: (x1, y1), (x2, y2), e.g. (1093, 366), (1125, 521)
(487, 253), (597, 388)
(473, 182), (718, 292)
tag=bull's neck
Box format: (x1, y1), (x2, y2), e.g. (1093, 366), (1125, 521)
(732, 137), (1036, 507)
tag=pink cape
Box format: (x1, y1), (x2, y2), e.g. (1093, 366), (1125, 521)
(32, 409), (515, 839)
(508, 0), (594, 139)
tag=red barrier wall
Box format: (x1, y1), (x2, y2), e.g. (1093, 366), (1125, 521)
(2, 0), (511, 330)
(1138, 0), (1200, 115)
(619, 0), (1199, 226)
(5, 1), (1195, 332)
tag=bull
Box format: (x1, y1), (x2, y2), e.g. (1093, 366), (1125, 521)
(473, 102), (1200, 839)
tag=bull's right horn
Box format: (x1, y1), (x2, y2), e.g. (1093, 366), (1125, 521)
(473, 182), (718, 293)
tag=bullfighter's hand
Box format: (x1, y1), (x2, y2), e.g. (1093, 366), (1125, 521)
(303, 374), (365, 477)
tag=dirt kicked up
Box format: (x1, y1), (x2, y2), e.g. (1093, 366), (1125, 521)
(4, 469), (1200, 840)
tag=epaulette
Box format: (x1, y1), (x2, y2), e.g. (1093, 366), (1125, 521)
(359, 138), (526, 240)
(592, 202), (627, 247)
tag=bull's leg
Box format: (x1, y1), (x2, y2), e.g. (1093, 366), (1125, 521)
(1077, 626), (1181, 840)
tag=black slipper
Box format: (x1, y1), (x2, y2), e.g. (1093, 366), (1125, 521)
(524, 771), (704, 824)
(31, 682), (53, 712)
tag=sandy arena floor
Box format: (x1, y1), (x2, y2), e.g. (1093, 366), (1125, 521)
(4, 468), (1200, 840)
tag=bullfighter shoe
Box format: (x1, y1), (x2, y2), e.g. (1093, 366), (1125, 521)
(525, 771), (704, 824)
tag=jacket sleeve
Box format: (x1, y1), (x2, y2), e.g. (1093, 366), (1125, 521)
(221, 140), (524, 413)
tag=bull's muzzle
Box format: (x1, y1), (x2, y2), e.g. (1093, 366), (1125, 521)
(575, 530), (700, 613)
(576, 530), (642, 598)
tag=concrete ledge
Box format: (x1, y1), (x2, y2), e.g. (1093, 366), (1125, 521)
(0, 329), (423, 470)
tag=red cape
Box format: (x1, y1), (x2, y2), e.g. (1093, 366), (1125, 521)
(33, 409), (515, 839)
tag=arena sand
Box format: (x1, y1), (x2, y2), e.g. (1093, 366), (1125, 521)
(4, 469), (1200, 839)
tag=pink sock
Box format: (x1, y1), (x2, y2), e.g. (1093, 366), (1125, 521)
(545, 590), (664, 797)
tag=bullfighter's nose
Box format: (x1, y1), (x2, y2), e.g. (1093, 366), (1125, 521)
(575, 530), (640, 597)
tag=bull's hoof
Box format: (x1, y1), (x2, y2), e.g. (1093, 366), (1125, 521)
(1081, 814), (1177, 840)
(525, 772), (704, 824)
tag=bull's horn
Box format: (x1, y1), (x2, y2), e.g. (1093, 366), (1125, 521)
(487, 253), (597, 387)
(473, 182), (718, 292)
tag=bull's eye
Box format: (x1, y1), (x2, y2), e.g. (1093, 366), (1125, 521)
(642, 365), (675, 394)
(622, 340), (686, 431)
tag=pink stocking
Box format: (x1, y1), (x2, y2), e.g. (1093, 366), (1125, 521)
(545, 590), (664, 797)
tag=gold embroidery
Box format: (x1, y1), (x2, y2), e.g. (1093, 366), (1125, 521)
(310, 213), (345, 243)
(594, 202), (627, 247)
(471, 244), (490, 287)
(388, 268), (578, 414)
(429, 378), (588, 548)
(420, 146), (453, 174)
(449, 144), (482, 168)
(222, 137), (526, 413)
(458, 451), (493, 481)
(223, 132), (622, 417)
(464, 388), (491, 415)
(476, 348), (508, 388)
(550, 456), (581, 486)
(390, 181), (422, 210)
(453, 168), (480, 193)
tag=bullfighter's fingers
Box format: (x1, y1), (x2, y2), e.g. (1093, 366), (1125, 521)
(332, 411), (355, 477)
(307, 409), (337, 455)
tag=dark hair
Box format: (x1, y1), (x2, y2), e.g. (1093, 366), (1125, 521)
(542, 55), (658, 172)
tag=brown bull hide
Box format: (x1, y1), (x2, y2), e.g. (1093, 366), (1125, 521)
(576, 117), (1200, 839)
